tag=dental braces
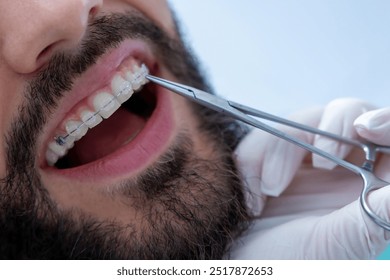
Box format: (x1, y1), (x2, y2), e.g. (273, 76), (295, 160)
(54, 65), (148, 147)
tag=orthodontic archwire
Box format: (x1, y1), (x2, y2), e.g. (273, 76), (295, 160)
(54, 64), (148, 147)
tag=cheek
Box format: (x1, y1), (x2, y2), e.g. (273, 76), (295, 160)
(123, 0), (176, 36)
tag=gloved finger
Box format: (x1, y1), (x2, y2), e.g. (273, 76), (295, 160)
(234, 128), (269, 216)
(307, 186), (390, 259)
(313, 98), (376, 170)
(235, 129), (307, 216)
(354, 107), (390, 146)
(234, 107), (323, 216)
(231, 186), (390, 259)
(354, 107), (390, 183)
(373, 153), (390, 183)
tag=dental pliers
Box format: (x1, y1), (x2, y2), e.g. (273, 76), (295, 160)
(146, 74), (390, 231)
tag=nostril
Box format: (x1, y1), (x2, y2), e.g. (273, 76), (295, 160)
(88, 6), (100, 21)
(37, 42), (55, 60)
(89, 6), (98, 17)
(38, 45), (53, 59)
(36, 41), (62, 69)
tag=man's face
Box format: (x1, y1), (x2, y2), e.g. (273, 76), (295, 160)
(0, 1), (248, 259)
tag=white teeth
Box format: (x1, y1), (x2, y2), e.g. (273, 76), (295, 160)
(49, 142), (67, 157)
(111, 75), (134, 103)
(66, 120), (88, 140)
(140, 64), (149, 85)
(46, 150), (60, 167)
(125, 64), (147, 91)
(64, 136), (76, 149)
(46, 63), (149, 166)
(81, 109), (103, 128)
(125, 71), (142, 91)
(93, 92), (121, 119)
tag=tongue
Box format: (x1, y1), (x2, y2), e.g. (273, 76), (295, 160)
(67, 108), (146, 165)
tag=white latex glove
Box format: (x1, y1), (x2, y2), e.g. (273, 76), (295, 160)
(231, 98), (390, 259)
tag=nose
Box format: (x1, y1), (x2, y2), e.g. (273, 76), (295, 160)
(0, 0), (103, 74)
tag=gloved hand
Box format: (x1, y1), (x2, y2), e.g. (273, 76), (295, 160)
(231, 98), (390, 259)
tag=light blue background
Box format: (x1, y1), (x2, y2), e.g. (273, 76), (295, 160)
(169, 1), (390, 259)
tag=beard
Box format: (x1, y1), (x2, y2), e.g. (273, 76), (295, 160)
(0, 10), (249, 259)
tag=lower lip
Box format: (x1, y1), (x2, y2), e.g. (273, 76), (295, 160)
(43, 85), (175, 182)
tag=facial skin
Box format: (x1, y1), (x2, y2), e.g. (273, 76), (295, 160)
(0, 1), (248, 259)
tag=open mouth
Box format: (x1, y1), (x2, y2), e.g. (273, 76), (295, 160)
(45, 59), (158, 170)
(56, 85), (156, 169)
(40, 40), (176, 180)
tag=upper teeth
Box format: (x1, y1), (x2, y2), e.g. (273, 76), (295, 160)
(45, 62), (149, 167)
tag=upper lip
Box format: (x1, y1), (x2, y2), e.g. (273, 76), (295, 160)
(38, 39), (157, 167)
